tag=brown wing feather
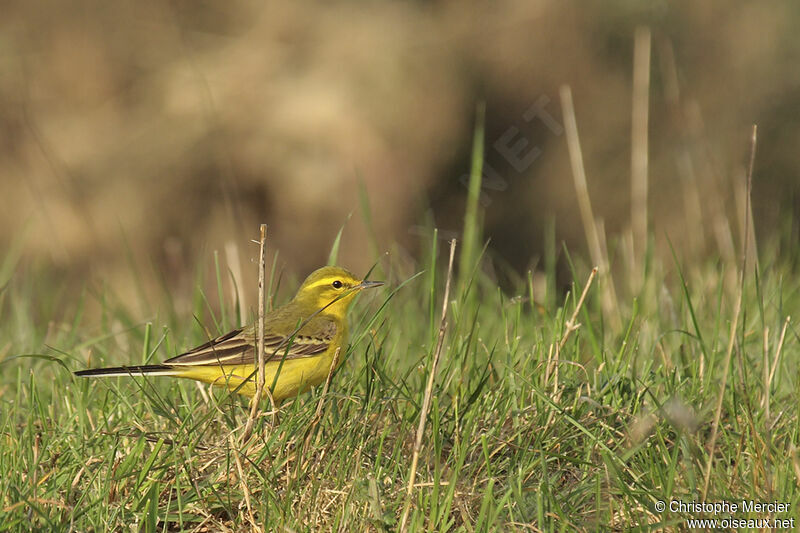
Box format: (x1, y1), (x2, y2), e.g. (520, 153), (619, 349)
(163, 323), (336, 367)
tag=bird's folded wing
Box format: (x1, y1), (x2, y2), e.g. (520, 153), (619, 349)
(163, 322), (336, 367)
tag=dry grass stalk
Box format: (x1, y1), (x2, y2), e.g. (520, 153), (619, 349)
(559, 85), (621, 330)
(702, 124), (757, 498)
(767, 315), (791, 388)
(399, 238), (457, 533)
(545, 267), (598, 391)
(242, 224), (268, 443)
(734, 168), (759, 275)
(631, 26), (651, 284)
(228, 434), (262, 533)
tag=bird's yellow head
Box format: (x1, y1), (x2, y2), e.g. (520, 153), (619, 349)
(292, 266), (383, 318)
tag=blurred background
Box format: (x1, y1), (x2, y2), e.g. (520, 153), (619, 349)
(2, 0), (799, 313)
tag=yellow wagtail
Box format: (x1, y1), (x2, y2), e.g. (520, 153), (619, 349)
(74, 266), (383, 403)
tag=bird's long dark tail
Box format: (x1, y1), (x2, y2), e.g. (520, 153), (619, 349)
(74, 365), (179, 378)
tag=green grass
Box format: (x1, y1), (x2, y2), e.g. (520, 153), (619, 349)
(3, 183), (800, 530)
(3, 227), (800, 531)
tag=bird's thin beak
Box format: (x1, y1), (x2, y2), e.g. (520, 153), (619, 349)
(357, 280), (384, 290)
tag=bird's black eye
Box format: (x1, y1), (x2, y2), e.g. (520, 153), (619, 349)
(332, 280), (343, 289)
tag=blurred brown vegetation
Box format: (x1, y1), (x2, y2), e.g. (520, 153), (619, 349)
(2, 0), (800, 310)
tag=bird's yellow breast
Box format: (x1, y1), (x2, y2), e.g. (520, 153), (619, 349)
(175, 329), (346, 402)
